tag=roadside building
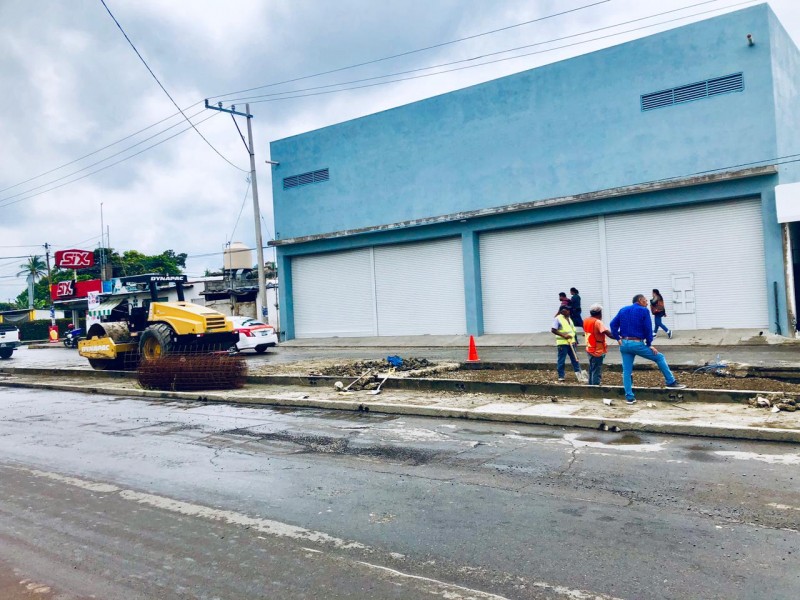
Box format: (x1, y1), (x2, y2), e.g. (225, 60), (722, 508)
(269, 4), (800, 340)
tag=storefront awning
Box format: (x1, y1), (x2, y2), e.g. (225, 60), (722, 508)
(89, 298), (123, 318)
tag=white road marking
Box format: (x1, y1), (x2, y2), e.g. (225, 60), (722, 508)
(714, 451), (800, 465)
(15, 466), (364, 550)
(358, 561), (624, 600)
(12, 466), (620, 599)
(768, 502), (800, 511)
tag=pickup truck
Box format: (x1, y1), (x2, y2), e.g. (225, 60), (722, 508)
(0, 323), (20, 359)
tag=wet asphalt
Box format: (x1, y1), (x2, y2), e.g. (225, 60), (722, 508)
(0, 383), (798, 599)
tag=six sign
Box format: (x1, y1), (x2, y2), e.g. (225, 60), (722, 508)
(54, 249), (94, 269)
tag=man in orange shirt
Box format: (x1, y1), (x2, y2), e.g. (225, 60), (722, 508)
(583, 304), (618, 386)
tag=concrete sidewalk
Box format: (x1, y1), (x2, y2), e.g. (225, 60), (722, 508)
(281, 329), (800, 348)
(1, 368), (798, 444)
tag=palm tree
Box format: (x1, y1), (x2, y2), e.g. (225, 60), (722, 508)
(17, 255), (47, 310)
(17, 255), (47, 281)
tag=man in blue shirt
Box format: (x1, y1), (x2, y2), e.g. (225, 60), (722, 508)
(610, 294), (686, 405)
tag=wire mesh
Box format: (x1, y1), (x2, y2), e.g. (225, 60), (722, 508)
(135, 345), (247, 391)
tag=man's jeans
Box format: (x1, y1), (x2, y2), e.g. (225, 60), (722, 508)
(556, 345), (581, 379)
(588, 354), (604, 385)
(620, 340), (677, 400)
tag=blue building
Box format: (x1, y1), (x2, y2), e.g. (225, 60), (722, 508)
(270, 4), (800, 340)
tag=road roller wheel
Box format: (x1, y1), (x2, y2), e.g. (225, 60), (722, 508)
(139, 323), (175, 361)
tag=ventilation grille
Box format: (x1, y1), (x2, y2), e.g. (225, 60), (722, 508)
(283, 168), (329, 190)
(641, 73), (744, 111)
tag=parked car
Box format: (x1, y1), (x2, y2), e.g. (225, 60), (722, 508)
(0, 323), (20, 359)
(228, 316), (278, 353)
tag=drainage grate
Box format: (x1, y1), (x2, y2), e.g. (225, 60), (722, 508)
(641, 72), (743, 111)
(283, 168), (329, 190)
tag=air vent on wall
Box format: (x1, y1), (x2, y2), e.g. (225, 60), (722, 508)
(283, 168), (329, 190)
(641, 72), (744, 111)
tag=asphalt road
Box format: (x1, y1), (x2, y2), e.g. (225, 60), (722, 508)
(0, 386), (798, 599)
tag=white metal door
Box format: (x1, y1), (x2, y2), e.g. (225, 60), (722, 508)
(604, 199), (767, 330)
(292, 248), (375, 338)
(374, 238), (466, 335)
(480, 218), (604, 333)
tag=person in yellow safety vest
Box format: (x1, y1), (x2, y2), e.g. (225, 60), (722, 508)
(551, 305), (582, 382)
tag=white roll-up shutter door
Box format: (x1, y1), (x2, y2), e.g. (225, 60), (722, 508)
(374, 238), (466, 335)
(292, 248), (375, 338)
(480, 218), (604, 333)
(604, 198), (767, 329)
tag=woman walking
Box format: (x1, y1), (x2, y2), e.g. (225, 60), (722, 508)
(650, 288), (672, 338)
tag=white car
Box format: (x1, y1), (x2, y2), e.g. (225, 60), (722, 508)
(228, 316), (278, 353)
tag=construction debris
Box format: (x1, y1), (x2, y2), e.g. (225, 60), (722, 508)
(319, 357), (433, 377)
(747, 395), (798, 412)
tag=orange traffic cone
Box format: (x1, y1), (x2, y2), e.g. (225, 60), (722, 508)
(467, 335), (480, 362)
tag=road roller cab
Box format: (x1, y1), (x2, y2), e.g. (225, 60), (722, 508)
(78, 274), (238, 370)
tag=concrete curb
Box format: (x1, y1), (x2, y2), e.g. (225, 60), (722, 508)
(0, 366), (792, 404)
(1, 378), (798, 444)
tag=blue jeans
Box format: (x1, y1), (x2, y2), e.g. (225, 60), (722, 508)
(556, 345), (581, 379)
(620, 340), (677, 400)
(588, 354), (604, 385)
(653, 314), (669, 334)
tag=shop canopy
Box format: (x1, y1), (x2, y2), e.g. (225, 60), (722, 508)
(88, 298), (124, 318)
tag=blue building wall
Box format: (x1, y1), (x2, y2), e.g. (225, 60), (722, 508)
(271, 5), (779, 241)
(271, 4), (800, 339)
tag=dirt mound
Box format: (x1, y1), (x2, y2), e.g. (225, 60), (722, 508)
(318, 357), (433, 377)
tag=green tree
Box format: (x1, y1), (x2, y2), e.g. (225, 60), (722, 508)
(17, 255), (47, 282)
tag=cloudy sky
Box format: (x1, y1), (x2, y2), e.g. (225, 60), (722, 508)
(1, 0), (798, 301)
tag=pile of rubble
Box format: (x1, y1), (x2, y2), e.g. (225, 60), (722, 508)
(748, 395), (798, 412)
(316, 357), (433, 377)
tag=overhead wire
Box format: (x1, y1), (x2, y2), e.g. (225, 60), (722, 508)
(224, 0), (743, 104)
(205, 0), (612, 102)
(0, 0), (730, 204)
(228, 177), (252, 243)
(99, 0), (247, 173)
(228, 0), (758, 105)
(0, 112), (221, 210)
(0, 107), (208, 205)
(0, 3), (610, 197)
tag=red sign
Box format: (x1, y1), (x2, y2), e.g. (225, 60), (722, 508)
(54, 249), (94, 269)
(50, 279), (102, 301)
(55, 281), (74, 297)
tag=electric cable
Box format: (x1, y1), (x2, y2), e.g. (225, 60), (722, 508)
(0, 107), (207, 205)
(228, 177), (252, 243)
(99, 0), (247, 172)
(0, 112), (220, 210)
(206, 0), (612, 102)
(0, 0), (729, 198)
(231, 0), (758, 105)
(0, 103), (202, 195)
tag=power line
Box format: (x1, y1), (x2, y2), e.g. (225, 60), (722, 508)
(0, 107), (207, 205)
(229, 0), (757, 106)
(99, 0), (247, 173)
(225, 0), (735, 104)
(0, 112), (220, 210)
(206, 0), (611, 102)
(228, 177), (252, 243)
(0, 103), (202, 195)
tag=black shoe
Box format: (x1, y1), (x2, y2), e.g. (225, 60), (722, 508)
(666, 381), (686, 389)
(626, 398), (637, 405)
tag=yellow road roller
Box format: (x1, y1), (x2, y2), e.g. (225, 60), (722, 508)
(78, 274), (238, 370)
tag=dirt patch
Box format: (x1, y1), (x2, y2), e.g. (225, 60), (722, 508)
(428, 368), (800, 394)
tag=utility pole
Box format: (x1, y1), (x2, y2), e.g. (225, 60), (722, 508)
(43, 242), (54, 325)
(205, 100), (278, 320)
